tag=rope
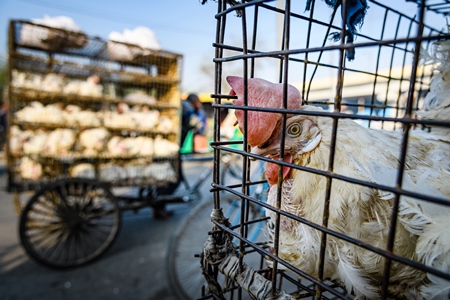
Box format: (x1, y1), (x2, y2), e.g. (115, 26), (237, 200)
(201, 207), (296, 300)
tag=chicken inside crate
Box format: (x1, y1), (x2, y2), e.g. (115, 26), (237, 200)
(6, 20), (183, 209)
(200, 1), (450, 299)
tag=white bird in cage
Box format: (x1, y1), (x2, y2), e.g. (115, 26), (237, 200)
(63, 104), (99, 126)
(16, 102), (65, 124)
(98, 163), (127, 182)
(103, 103), (136, 129)
(41, 73), (64, 93)
(123, 160), (146, 180)
(106, 136), (127, 157)
(11, 71), (43, 90)
(129, 106), (160, 130)
(23, 130), (48, 154)
(78, 111), (102, 127)
(9, 126), (33, 153)
(78, 127), (110, 156)
(134, 136), (154, 156)
(15, 102), (43, 123)
(156, 116), (174, 133)
(228, 75), (450, 300)
(124, 90), (157, 105)
(153, 135), (179, 157)
(70, 163), (96, 179)
(45, 128), (76, 154)
(63, 75), (103, 97)
(419, 40), (450, 142)
(19, 157), (43, 180)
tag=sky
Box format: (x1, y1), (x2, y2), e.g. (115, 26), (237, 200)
(0, 0), (448, 94)
(0, 0), (223, 93)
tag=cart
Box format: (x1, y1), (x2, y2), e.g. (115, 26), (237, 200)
(180, 0), (450, 299)
(5, 19), (199, 268)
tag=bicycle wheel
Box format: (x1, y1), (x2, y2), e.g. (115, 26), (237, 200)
(221, 154), (266, 191)
(167, 196), (267, 300)
(220, 153), (243, 188)
(19, 178), (121, 268)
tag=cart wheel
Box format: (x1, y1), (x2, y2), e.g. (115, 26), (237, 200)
(167, 196), (267, 300)
(19, 178), (121, 268)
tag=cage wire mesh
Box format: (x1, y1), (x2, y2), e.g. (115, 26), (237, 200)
(202, 0), (450, 299)
(7, 20), (183, 193)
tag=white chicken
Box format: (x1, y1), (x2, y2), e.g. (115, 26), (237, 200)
(228, 75), (450, 299)
(20, 15), (86, 51)
(70, 163), (96, 179)
(40, 103), (65, 124)
(78, 128), (110, 156)
(45, 128), (76, 154)
(123, 160), (146, 180)
(40, 73), (64, 93)
(98, 163), (127, 182)
(11, 70), (31, 89)
(156, 116), (174, 133)
(9, 126), (34, 153)
(419, 40), (450, 142)
(63, 75), (103, 97)
(106, 135), (155, 157)
(124, 90), (157, 105)
(23, 130), (48, 154)
(19, 157), (43, 180)
(15, 102), (65, 125)
(103, 103), (136, 129)
(144, 162), (177, 183)
(107, 26), (161, 61)
(153, 135), (179, 157)
(135, 136), (154, 156)
(15, 102), (44, 123)
(105, 136), (139, 156)
(129, 106), (160, 130)
(75, 110), (102, 127)
(106, 136), (127, 156)
(62, 105), (101, 127)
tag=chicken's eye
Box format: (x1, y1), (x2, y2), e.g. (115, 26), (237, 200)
(287, 123), (302, 137)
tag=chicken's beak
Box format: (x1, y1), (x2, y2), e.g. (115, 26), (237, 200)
(250, 144), (280, 158)
(251, 146), (266, 156)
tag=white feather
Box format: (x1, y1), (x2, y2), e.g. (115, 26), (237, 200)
(335, 245), (379, 299)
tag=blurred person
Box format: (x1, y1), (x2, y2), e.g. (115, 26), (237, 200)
(219, 103), (237, 139)
(181, 93), (207, 152)
(218, 103), (243, 151)
(0, 100), (7, 151)
(150, 94), (207, 219)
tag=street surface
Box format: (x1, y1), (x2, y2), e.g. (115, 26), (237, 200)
(0, 153), (214, 300)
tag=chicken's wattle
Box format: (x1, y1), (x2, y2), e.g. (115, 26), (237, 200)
(265, 154), (292, 186)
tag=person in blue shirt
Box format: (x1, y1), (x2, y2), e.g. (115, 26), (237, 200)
(0, 101), (6, 151)
(181, 93), (207, 149)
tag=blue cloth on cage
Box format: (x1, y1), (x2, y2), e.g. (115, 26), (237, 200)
(305, 0), (369, 61)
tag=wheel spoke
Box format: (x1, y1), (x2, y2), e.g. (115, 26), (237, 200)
(42, 228), (71, 264)
(20, 179), (121, 268)
(25, 223), (64, 251)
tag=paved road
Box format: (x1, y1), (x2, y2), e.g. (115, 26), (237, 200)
(0, 155), (214, 300)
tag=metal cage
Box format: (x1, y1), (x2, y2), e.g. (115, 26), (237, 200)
(203, 0), (450, 299)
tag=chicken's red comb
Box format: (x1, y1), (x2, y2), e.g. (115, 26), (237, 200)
(227, 76), (302, 147)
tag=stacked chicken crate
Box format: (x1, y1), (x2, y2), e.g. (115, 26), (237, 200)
(6, 20), (183, 194)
